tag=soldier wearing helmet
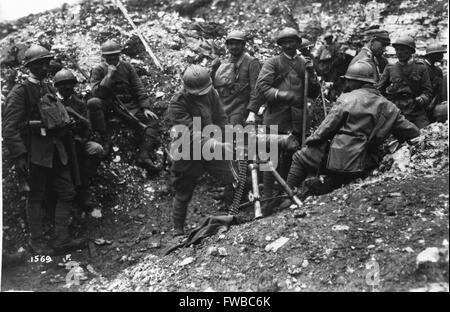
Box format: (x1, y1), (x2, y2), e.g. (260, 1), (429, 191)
(299, 38), (314, 60)
(377, 35), (433, 129)
(278, 60), (420, 209)
(312, 32), (342, 83)
(88, 39), (161, 173)
(253, 27), (320, 216)
(54, 68), (104, 210)
(349, 29), (391, 82)
(167, 65), (235, 235)
(212, 30), (263, 125)
(3, 45), (85, 254)
(421, 43), (447, 122)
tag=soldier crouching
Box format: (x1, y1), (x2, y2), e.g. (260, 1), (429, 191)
(88, 40), (160, 173)
(167, 65), (236, 236)
(54, 68), (104, 211)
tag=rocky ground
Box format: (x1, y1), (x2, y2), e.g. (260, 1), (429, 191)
(1, 0), (448, 292)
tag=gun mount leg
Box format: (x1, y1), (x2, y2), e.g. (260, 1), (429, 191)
(249, 163), (263, 219)
(267, 161), (303, 208)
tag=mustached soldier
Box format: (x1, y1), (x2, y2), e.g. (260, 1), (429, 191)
(350, 29), (391, 83)
(254, 27), (320, 216)
(212, 30), (262, 126)
(377, 35), (433, 129)
(88, 40), (160, 173)
(2, 45), (85, 254)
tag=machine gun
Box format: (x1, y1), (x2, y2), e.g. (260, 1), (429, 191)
(227, 123), (305, 219)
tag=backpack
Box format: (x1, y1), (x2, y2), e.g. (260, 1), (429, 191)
(38, 93), (72, 130)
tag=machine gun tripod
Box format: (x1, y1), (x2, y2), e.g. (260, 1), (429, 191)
(227, 124), (305, 219)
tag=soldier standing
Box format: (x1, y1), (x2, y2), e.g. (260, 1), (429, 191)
(54, 68), (104, 210)
(422, 43), (447, 121)
(254, 27), (320, 216)
(350, 29), (390, 82)
(377, 35), (433, 129)
(88, 40), (160, 173)
(2, 45), (85, 254)
(313, 33), (341, 82)
(167, 65), (235, 235)
(279, 61), (420, 208)
(212, 30), (262, 126)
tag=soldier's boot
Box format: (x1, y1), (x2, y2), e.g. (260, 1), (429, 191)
(136, 135), (160, 174)
(172, 198), (188, 236)
(26, 201), (54, 255)
(51, 201), (86, 254)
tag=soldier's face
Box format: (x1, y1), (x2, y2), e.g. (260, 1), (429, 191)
(395, 45), (413, 62)
(28, 59), (50, 80)
(104, 53), (120, 66)
(55, 81), (76, 99)
(279, 38), (300, 57)
(371, 40), (387, 56)
(343, 79), (362, 92)
(226, 40), (245, 58)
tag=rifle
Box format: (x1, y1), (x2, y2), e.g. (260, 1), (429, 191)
(302, 70), (309, 148)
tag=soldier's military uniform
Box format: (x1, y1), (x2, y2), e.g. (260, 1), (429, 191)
(254, 28), (320, 213)
(285, 61), (420, 200)
(213, 30), (262, 126)
(88, 43), (160, 171)
(59, 92), (103, 208)
(377, 58), (432, 129)
(3, 75), (77, 253)
(350, 47), (387, 82)
(167, 84), (235, 234)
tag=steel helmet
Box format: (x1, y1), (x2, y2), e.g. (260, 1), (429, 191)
(54, 69), (77, 85)
(182, 65), (212, 95)
(324, 33), (333, 39)
(23, 45), (53, 66)
(341, 60), (376, 84)
(392, 35), (416, 52)
(425, 43), (447, 56)
(101, 40), (122, 55)
(300, 38), (313, 50)
(276, 27), (302, 45)
(225, 30), (246, 43)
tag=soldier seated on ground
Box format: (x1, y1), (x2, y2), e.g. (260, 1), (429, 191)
(88, 39), (160, 174)
(54, 68), (104, 211)
(277, 61), (421, 210)
(377, 35), (433, 129)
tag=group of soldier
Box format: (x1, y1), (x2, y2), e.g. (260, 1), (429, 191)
(2, 25), (447, 255)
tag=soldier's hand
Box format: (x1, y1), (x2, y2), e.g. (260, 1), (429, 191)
(143, 109), (159, 121)
(246, 112), (256, 124)
(277, 90), (295, 102)
(15, 155), (28, 176)
(107, 65), (117, 77)
(85, 141), (104, 156)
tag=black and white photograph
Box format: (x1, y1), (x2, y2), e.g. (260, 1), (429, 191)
(0, 0), (448, 296)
